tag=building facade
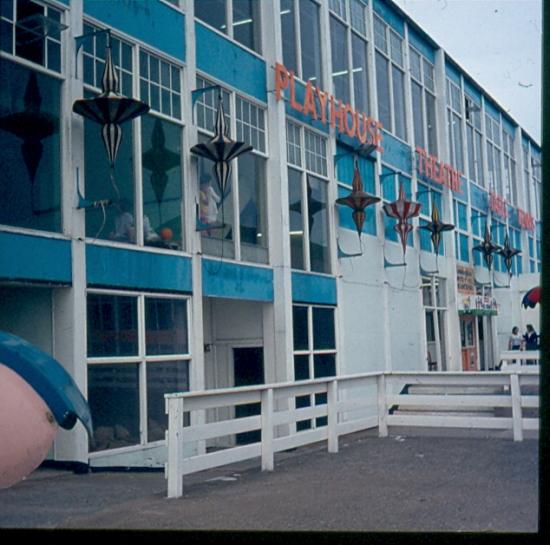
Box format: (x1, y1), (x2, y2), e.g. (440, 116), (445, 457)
(0, 0), (541, 468)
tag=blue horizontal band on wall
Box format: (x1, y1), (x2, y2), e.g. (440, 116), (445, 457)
(463, 77), (482, 102)
(373, 0), (404, 36)
(408, 26), (436, 64)
(283, 78), (329, 134)
(469, 182), (489, 212)
(196, 22), (266, 103)
(202, 260), (273, 301)
(86, 245), (192, 293)
(291, 271), (337, 305)
(83, 0), (185, 62)
(445, 61), (461, 86)
(0, 232), (71, 284)
(380, 131), (412, 173)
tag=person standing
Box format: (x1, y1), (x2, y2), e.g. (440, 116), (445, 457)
(523, 324), (539, 365)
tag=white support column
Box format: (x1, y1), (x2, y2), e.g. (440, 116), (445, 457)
(327, 380), (339, 453)
(166, 397), (184, 498)
(509, 373), (523, 442)
(261, 388), (274, 471)
(377, 373), (388, 437)
(52, 0), (88, 465)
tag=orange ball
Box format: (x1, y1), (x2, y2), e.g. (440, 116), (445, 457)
(160, 227), (173, 241)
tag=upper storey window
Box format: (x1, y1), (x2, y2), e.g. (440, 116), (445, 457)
(373, 14), (406, 140)
(464, 93), (483, 186)
(409, 46), (437, 155)
(329, 0), (369, 114)
(485, 112), (502, 195)
(446, 79), (463, 173)
(194, 0), (261, 54)
(0, 0), (64, 72)
(501, 127), (517, 206)
(280, 0), (323, 88)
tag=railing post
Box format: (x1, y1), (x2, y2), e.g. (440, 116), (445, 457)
(327, 380), (339, 453)
(377, 374), (388, 437)
(510, 372), (523, 442)
(261, 388), (274, 471)
(166, 396), (184, 498)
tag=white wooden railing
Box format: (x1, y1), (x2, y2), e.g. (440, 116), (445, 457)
(165, 369), (539, 498)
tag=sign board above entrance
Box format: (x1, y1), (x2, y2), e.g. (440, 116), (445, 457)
(274, 62), (383, 152)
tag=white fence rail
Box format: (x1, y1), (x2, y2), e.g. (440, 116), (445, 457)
(165, 369), (539, 498)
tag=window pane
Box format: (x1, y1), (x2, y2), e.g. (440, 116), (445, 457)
(87, 294), (138, 357)
(145, 298), (188, 355)
(84, 90), (135, 241)
(352, 34), (369, 114)
(233, 0), (260, 53)
(409, 48), (421, 80)
(330, 16), (349, 103)
(392, 66), (406, 140)
(293, 306), (309, 351)
(239, 153), (268, 263)
(350, 0), (366, 35)
(280, 0), (298, 75)
(307, 175), (330, 273)
(194, 0), (226, 33)
(141, 115), (182, 250)
(314, 353), (336, 378)
(0, 60), (61, 231)
(313, 307), (335, 350)
(299, 0), (322, 86)
(411, 81), (424, 149)
(426, 93), (437, 155)
(15, 0), (45, 66)
(147, 360), (189, 442)
(88, 363), (140, 452)
(294, 355), (310, 382)
(375, 52), (391, 130)
(288, 167), (304, 269)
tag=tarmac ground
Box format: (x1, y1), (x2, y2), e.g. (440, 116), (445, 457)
(0, 427), (539, 536)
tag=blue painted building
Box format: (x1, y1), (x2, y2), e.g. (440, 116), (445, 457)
(0, 0), (541, 468)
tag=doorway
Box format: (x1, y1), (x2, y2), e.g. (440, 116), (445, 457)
(233, 346), (264, 444)
(460, 315), (478, 371)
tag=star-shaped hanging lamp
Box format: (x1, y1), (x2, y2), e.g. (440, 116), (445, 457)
(497, 232), (521, 277)
(73, 35), (150, 167)
(473, 224), (500, 271)
(336, 161), (380, 243)
(418, 201), (455, 255)
(190, 93), (252, 197)
(383, 183), (422, 257)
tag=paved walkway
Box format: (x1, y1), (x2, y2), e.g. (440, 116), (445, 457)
(0, 428), (539, 533)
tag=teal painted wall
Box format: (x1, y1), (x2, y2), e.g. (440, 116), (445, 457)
(445, 61), (461, 85)
(83, 0), (185, 61)
(291, 271), (337, 305)
(373, 0), (404, 36)
(0, 232), (71, 284)
(195, 22), (267, 103)
(408, 26), (436, 64)
(86, 245), (192, 292)
(202, 259), (273, 301)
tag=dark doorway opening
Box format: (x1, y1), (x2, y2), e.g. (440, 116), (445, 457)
(233, 346), (264, 444)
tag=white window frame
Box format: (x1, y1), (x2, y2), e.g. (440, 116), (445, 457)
(421, 276), (447, 371)
(453, 198), (470, 264)
(464, 93), (484, 187)
(373, 14), (407, 141)
(446, 78), (464, 173)
(501, 127), (517, 206)
(195, 74), (269, 263)
(484, 112), (503, 195)
(86, 289), (192, 454)
(286, 120), (331, 273)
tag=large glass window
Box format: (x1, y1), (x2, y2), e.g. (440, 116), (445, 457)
(471, 208), (488, 269)
(417, 184), (443, 254)
(195, 77), (268, 264)
(292, 304), (336, 429)
(502, 127), (517, 206)
(409, 46), (437, 155)
(453, 199), (469, 263)
(374, 15), (406, 140)
(329, 0), (369, 114)
(87, 292), (191, 452)
(280, 0), (323, 86)
(465, 94), (483, 186)
(1, 0), (64, 72)
(194, 0), (261, 53)
(381, 167), (412, 245)
(485, 112), (502, 194)
(446, 79), (464, 173)
(0, 59), (61, 231)
(287, 121), (330, 274)
(82, 25), (184, 250)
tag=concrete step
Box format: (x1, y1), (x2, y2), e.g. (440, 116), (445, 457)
(406, 385), (504, 396)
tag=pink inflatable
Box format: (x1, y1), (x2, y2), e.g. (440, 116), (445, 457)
(0, 363), (58, 489)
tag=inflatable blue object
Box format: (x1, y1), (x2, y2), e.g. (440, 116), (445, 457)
(0, 331), (92, 436)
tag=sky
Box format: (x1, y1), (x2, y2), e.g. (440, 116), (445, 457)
(392, 0), (542, 142)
